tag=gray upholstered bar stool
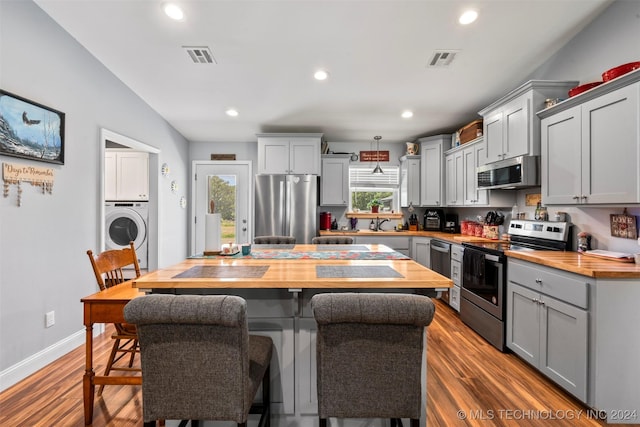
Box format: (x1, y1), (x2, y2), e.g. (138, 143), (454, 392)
(253, 235), (296, 244)
(124, 294), (272, 427)
(311, 293), (436, 427)
(311, 236), (354, 244)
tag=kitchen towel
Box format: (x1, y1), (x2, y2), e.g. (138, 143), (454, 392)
(205, 213), (222, 251)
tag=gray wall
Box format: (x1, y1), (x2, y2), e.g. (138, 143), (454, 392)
(0, 0), (190, 387)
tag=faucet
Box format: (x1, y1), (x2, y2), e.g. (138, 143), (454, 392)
(375, 217), (390, 231)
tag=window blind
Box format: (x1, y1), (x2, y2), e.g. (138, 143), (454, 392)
(349, 165), (399, 187)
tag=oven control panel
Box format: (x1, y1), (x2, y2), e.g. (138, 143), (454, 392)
(509, 219), (569, 242)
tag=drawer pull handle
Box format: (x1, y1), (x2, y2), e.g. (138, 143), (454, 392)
(535, 278), (542, 284)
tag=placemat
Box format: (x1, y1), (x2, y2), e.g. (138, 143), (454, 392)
(316, 265), (404, 279)
(316, 245), (369, 251)
(173, 265), (269, 279)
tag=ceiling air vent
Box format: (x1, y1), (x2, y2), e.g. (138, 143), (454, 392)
(427, 50), (459, 68)
(183, 46), (216, 64)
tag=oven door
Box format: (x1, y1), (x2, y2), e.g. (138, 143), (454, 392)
(462, 248), (504, 319)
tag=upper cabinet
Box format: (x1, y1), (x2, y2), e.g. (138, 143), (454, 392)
(320, 154), (350, 206)
(419, 134), (451, 207)
(540, 70), (640, 205)
(479, 80), (578, 164)
(400, 155), (420, 207)
(105, 149), (149, 201)
(257, 133), (323, 175)
(444, 138), (515, 207)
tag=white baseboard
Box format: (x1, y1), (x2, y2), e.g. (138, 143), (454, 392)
(0, 327), (100, 393)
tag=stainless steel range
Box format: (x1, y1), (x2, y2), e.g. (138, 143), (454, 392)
(460, 219), (572, 351)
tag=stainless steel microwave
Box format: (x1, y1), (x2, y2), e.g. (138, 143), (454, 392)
(477, 156), (539, 190)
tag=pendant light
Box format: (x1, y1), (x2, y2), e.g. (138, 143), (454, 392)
(372, 135), (384, 175)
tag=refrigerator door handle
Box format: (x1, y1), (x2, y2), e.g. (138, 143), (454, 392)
(285, 178), (292, 236)
(280, 179), (287, 236)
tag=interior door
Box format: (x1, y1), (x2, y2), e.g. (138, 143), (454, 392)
(192, 161), (252, 256)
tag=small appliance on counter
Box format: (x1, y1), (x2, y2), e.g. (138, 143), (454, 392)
(424, 209), (444, 231)
(444, 213), (459, 233)
(320, 212), (331, 230)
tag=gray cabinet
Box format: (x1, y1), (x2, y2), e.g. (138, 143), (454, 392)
(411, 237), (431, 268)
(320, 154), (349, 206)
(479, 80), (578, 164)
(449, 244), (463, 312)
(257, 133), (322, 175)
(400, 155), (420, 207)
(506, 259), (588, 402)
(419, 134), (451, 206)
(445, 149), (463, 206)
(445, 139), (514, 207)
(541, 80), (640, 205)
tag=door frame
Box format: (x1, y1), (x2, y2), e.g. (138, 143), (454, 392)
(99, 128), (160, 269)
(190, 160), (253, 256)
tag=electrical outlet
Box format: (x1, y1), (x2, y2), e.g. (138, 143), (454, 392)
(45, 311), (55, 328)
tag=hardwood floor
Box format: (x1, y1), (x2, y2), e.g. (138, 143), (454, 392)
(0, 299), (631, 426)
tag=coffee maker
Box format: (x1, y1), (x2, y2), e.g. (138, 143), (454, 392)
(423, 209), (444, 231)
(444, 213), (459, 233)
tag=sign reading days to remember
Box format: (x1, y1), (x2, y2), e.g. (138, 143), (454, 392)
(360, 151), (390, 162)
(3, 162), (55, 184)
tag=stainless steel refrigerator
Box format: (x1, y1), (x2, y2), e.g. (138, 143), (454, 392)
(254, 175), (317, 244)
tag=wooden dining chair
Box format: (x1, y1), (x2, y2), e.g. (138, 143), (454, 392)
(86, 241), (141, 396)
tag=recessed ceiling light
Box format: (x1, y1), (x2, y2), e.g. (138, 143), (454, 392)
(226, 109), (239, 117)
(314, 70), (329, 81)
(401, 111), (414, 119)
(459, 10), (478, 25)
(163, 3), (184, 21)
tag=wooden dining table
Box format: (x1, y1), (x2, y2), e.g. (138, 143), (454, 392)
(81, 244), (451, 425)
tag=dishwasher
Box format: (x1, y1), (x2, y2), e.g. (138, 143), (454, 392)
(430, 239), (451, 304)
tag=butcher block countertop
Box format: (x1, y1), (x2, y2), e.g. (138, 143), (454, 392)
(506, 250), (640, 279)
(320, 230), (640, 278)
(319, 229), (501, 243)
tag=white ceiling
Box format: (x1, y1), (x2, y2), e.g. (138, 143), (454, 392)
(34, 0), (611, 144)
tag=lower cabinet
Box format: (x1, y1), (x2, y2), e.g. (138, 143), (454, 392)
(506, 259), (588, 402)
(411, 237), (431, 268)
(449, 244), (463, 312)
(355, 235), (410, 256)
(296, 318), (318, 415)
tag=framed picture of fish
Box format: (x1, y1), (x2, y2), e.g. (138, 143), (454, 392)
(0, 90), (65, 165)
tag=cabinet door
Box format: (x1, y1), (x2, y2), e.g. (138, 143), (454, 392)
(258, 138), (290, 174)
(463, 144), (488, 205)
(401, 157), (421, 207)
(581, 84), (640, 204)
(320, 157), (348, 205)
(290, 138), (320, 175)
(539, 296), (588, 402)
(484, 111), (504, 163)
(445, 151), (463, 206)
(117, 151), (149, 200)
(249, 318), (295, 415)
(503, 96), (530, 160)
(506, 282), (540, 366)
(420, 140), (443, 206)
(411, 237), (431, 268)
(104, 151), (117, 201)
(541, 106), (582, 205)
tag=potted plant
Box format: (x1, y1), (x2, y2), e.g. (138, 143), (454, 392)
(368, 198), (382, 213)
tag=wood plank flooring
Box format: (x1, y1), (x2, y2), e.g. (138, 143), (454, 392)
(0, 299), (632, 426)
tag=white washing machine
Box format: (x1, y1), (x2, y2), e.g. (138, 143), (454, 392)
(105, 201), (148, 270)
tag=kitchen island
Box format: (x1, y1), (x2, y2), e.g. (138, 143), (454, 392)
(129, 244), (449, 427)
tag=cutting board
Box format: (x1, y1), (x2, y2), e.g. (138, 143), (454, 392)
(582, 250), (635, 263)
